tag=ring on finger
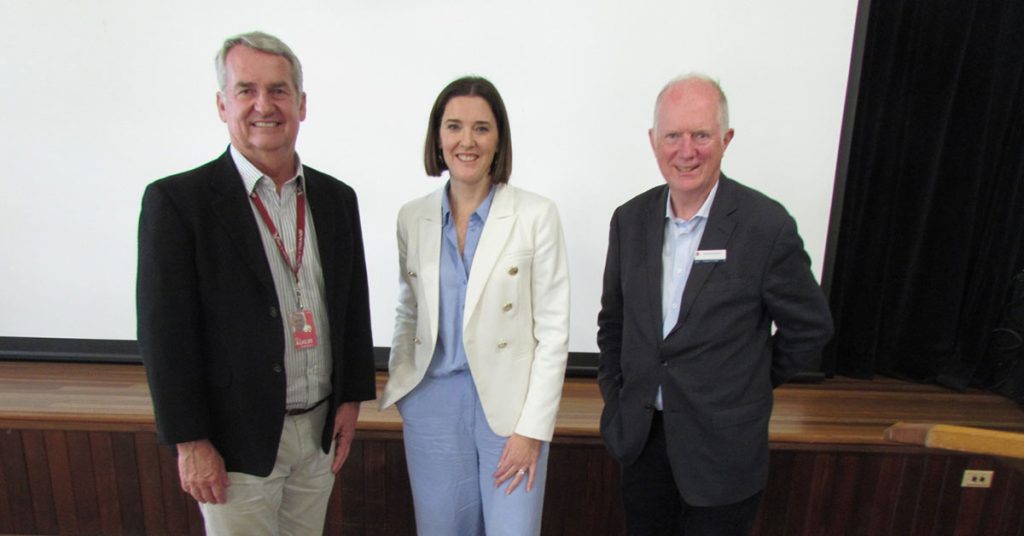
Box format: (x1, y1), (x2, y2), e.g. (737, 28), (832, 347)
(516, 468), (526, 476)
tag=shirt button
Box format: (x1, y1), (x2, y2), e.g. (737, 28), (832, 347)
(502, 302), (513, 312)
(497, 340), (508, 349)
(269, 306), (279, 318)
(661, 360), (668, 367)
(272, 364), (283, 373)
(414, 337), (421, 345)
(408, 270), (417, 278)
(508, 266), (519, 276)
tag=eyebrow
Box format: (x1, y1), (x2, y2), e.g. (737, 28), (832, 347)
(231, 81), (291, 91)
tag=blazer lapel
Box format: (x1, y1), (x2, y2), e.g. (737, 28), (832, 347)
(304, 169), (336, 299)
(207, 151), (276, 296)
(645, 186), (669, 335)
(464, 184), (515, 322)
(418, 189), (444, 344)
(673, 176), (737, 331)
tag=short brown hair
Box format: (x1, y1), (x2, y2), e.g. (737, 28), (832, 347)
(423, 76), (513, 184)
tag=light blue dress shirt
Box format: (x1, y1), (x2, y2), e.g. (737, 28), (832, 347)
(426, 183), (496, 377)
(656, 183), (718, 410)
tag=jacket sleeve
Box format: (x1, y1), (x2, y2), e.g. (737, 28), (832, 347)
(597, 207), (624, 403)
(514, 200), (571, 441)
(386, 206), (417, 376)
(136, 183), (212, 445)
(337, 188), (377, 402)
(762, 212), (834, 387)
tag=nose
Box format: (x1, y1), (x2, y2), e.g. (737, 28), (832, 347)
(459, 128), (476, 147)
(678, 134), (698, 157)
(254, 91), (274, 114)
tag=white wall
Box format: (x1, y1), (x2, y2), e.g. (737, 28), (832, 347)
(0, 0), (858, 351)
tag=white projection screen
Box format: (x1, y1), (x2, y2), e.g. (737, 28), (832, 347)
(0, 0), (858, 353)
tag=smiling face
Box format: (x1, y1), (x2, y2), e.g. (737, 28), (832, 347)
(439, 96), (499, 187)
(216, 45), (306, 164)
(650, 79), (733, 208)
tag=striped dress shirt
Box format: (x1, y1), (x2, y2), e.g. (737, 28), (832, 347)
(231, 146), (332, 411)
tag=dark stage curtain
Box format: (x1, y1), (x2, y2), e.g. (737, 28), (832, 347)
(825, 0), (1024, 381)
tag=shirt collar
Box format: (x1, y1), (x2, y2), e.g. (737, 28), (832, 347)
(442, 182), (497, 225)
(665, 181), (719, 225)
(230, 145), (304, 194)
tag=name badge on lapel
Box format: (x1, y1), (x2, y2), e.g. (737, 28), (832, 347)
(694, 249), (727, 263)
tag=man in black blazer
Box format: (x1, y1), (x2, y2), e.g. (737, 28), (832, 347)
(137, 31), (375, 534)
(597, 74), (834, 535)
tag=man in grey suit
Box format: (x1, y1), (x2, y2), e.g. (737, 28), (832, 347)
(597, 74), (834, 535)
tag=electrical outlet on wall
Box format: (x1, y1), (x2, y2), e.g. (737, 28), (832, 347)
(962, 470), (994, 488)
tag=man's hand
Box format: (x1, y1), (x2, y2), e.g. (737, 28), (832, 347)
(176, 439), (230, 504)
(331, 401), (361, 473)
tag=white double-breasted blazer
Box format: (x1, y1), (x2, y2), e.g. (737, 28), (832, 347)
(380, 183), (570, 441)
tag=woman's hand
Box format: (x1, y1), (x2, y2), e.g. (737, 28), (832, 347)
(492, 433), (541, 494)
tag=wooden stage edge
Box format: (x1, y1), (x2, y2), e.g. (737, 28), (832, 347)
(2, 361), (1023, 451)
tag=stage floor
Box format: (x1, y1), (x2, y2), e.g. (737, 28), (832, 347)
(1, 361), (1022, 447)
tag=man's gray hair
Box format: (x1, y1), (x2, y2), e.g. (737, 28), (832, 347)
(215, 31), (303, 94)
(652, 73), (730, 136)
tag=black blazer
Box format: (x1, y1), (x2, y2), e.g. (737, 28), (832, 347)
(137, 150), (376, 477)
(597, 176), (833, 506)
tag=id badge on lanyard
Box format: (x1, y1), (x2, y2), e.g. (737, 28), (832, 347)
(250, 183), (319, 349)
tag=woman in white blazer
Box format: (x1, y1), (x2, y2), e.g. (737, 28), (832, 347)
(380, 76), (570, 535)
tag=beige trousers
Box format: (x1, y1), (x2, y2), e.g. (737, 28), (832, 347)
(200, 403), (336, 536)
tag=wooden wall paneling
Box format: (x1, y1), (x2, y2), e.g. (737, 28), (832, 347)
(842, 452), (878, 535)
(537, 442), (569, 535)
(890, 453), (926, 536)
(974, 458), (1024, 536)
(798, 452), (839, 535)
(44, 429), (79, 533)
(0, 429), (31, 534)
(561, 444), (610, 536)
(4, 428), (1024, 535)
(0, 433), (12, 534)
(384, 439), (414, 534)
(551, 444), (622, 535)
(868, 453), (905, 535)
(952, 456), (993, 535)
(88, 431), (123, 536)
(336, 438), (364, 535)
(910, 455), (951, 536)
(587, 444), (625, 533)
(20, 429), (58, 535)
(1010, 466), (1024, 536)
(110, 432), (146, 534)
(974, 458), (1012, 536)
(758, 449), (796, 536)
(156, 437), (193, 536)
(782, 448), (821, 534)
(934, 455), (969, 534)
(361, 439), (390, 536)
(133, 430), (167, 535)
(822, 452), (863, 535)
(66, 431), (102, 533)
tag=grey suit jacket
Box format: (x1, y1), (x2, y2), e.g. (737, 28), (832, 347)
(597, 175), (833, 506)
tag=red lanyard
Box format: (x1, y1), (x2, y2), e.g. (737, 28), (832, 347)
(249, 183), (306, 292)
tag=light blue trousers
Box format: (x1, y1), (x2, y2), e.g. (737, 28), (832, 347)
(397, 371), (550, 536)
